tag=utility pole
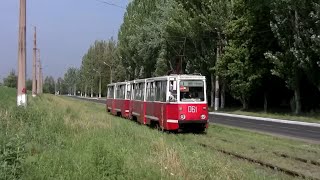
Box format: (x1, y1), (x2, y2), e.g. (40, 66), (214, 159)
(17, 0), (27, 107)
(37, 49), (41, 94)
(32, 26), (37, 97)
(40, 63), (43, 94)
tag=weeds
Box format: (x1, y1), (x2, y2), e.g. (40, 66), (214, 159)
(0, 87), (319, 179)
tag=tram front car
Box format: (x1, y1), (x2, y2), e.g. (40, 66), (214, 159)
(166, 75), (209, 132)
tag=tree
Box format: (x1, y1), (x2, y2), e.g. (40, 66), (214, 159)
(3, 70), (17, 88)
(56, 77), (65, 94)
(64, 67), (79, 95)
(266, 0), (320, 114)
(43, 76), (55, 94)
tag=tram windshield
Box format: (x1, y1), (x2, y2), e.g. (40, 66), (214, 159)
(179, 80), (205, 102)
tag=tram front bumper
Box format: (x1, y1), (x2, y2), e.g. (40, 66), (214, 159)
(166, 120), (208, 130)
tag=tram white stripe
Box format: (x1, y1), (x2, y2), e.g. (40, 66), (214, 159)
(132, 112), (140, 116)
(115, 108), (121, 112)
(167, 119), (179, 123)
(145, 115), (159, 121)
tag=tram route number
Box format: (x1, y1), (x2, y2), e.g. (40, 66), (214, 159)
(188, 106), (197, 113)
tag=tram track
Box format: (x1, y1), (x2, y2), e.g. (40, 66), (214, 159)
(272, 152), (320, 167)
(188, 133), (320, 180)
(197, 142), (319, 180)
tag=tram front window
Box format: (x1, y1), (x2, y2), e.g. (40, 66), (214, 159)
(180, 80), (205, 102)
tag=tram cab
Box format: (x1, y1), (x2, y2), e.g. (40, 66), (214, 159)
(165, 74), (208, 131)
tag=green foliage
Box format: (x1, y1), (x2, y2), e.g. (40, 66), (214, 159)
(26, 79), (32, 91)
(0, 135), (25, 180)
(3, 70), (17, 88)
(264, 0), (320, 113)
(60, 0), (320, 111)
(77, 38), (121, 96)
(43, 76), (55, 94)
(63, 67), (79, 95)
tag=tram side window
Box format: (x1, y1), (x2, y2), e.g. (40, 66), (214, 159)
(161, 81), (167, 102)
(107, 86), (114, 99)
(155, 81), (166, 102)
(146, 82), (151, 101)
(119, 85), (125, 99)
(132, 84), (135, 100)
(150, 82), (155, 101)
(155, 81), (161, 101)
(116, 86), (121, 99)
(134, 84), (139, 100)
(141, 83), (145, 101)
(169, 80), (177, 102)
(133, 83), (144, 101)
(115, 86), (119, 99)
(126, 84), (131, 100)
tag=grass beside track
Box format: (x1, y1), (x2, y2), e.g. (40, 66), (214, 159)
(1, 87), (320, 179)
(212, 108), (320, 124)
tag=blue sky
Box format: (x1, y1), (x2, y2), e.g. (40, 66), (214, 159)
(0, 0), (129, 81)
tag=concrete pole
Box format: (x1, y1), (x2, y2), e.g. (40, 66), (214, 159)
(37, 49), (41, 94)
(40, 66), (43, 93)
(32, 26), (37, 97)
(17, 0), (27, 107)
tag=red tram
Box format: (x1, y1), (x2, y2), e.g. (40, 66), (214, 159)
(106, 74), (209, 132)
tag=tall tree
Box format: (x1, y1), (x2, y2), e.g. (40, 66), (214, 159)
(266, 0), (320, 114)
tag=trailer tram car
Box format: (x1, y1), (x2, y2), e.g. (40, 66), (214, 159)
(106, 74), (209, 132)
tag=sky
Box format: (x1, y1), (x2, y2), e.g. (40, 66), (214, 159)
(0, 0), (129, 81)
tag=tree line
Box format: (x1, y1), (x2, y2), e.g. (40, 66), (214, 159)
(61, 0), (320, 114)
(2, 70), (57, 95)
(116, 0), (320, 114)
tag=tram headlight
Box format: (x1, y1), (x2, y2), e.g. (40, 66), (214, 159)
(201, 115), (206, 120)
(180, 114), (186, 120)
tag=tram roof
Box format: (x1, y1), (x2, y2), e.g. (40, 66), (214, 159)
(107, 74), (205, 86)
(145, 74), (205, 81)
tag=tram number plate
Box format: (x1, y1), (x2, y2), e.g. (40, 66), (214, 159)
(188, 106), (197, 113)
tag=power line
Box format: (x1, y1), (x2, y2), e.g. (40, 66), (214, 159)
(95, 0), (125, 9)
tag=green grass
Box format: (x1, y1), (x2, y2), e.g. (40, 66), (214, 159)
(211, 108), (320, 123)
(1, 87), (320, 179)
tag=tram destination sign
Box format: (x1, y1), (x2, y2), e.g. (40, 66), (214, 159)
(180, 80), (204, 87)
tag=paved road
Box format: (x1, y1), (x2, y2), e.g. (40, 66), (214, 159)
(209, 114), (320, 143)
(67, 95), (320, 143)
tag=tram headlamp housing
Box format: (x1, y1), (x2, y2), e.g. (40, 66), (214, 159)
(201, 115), (206, 120)
(180, 114), (186, 120)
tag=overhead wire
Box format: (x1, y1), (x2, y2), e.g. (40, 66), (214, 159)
(95, 0), (125, 9)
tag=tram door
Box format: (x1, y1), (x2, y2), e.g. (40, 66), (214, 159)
(155, 81), (167, 129)
(145, 82), (154, 124)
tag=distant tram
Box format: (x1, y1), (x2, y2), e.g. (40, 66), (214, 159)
(106, 74), (209, 132)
